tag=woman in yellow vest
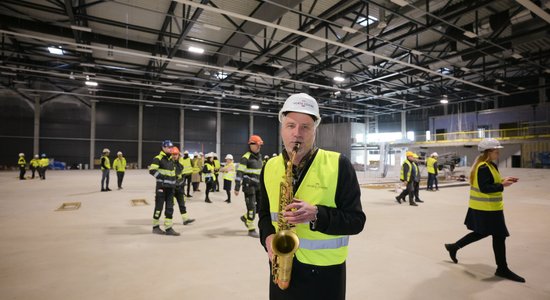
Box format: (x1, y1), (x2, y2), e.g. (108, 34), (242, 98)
(445, 138), (524, 282)
(202, 152), (215, 203)
(30, 154), (40, 179)
(112, 151), (126, 189)
(258, 93), (365, 299)
(220, 154), (235, 203)
(18, 153), (26, 180)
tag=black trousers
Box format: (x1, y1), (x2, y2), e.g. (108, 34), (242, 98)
(205, 179), (214, 200)
(427, 173), (438, 190)
(243, 184), (260, 221)
(39, 167), (47, 179)
(413, 181), (421, 200)
(153, 187), (175, 225)
(31, 166), (36, 178)
(116, 171), (124, 188)
(455, 232), (508, 268)
(19, 166), (26, 179)
(174, 186), (187, 214)
(214, 172), (220, 191)
(182, 174), (192, 195)
(397, 181), (414, 203)
(269, 259), (346, 300)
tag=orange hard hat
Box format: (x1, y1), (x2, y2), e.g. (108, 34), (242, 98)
(248, 135), (264, 145)
(171, 147), (180, 155)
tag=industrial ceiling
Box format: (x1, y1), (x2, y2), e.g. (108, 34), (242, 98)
(1, 0), (549, 122)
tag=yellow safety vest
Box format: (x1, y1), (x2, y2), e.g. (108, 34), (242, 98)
(214, 159), (221, 172)
(400, 159), (412, 181)
(426, 157), (436, 174)
(203, 163), (216, 181)
(30, 158), (40, 167)
(192, 158), (200, 174)
(101, 155), (111, 170)
(113, 157), (126, 172)
(222, 162), (236, 181)
(18, 157), (26, 166)
(469, 162), (503, 211)
(39, 158), (49, 168)
(264, 150), (348, 266)
(181, 157), (193, 175)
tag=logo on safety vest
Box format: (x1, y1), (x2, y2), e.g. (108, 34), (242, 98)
(305, 182), (327, 190)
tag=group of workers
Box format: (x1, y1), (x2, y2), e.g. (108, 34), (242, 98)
(17, 153), (49, 180)
(99, 148), (127, 191)
(396, 151), (440, 206)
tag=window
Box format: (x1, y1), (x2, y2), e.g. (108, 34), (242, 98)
(357, 15), (378, 27)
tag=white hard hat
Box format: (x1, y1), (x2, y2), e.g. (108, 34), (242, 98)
(205, 152), (214, 158)
(272, 153), (277, 157)
(225, 154), (233, 160)
(199, 152), (203, 156)
(478, 138), (503, 152)
(103, 148), (110, 153)
(279, 93), (321, 126)
(19, 153), (24, 156)
(431, 152), (438, 157)
(183, 150), (189, 154)
(117, 151), (122, 155)
(34, 154), (39, 158)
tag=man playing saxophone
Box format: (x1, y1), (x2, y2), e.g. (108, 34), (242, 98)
(258, 93), (366, 300)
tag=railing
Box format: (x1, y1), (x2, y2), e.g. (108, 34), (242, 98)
(415, 125), (550, 144)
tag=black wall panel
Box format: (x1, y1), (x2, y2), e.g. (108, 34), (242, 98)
(96, 102), (138, 140)
(183, 110), (217, 155)
(0, 137), (33, 168)
(220, 113), (248, 158)
(39, 138), (89, 168)
(41, 99), (90, 139)
(142, 106), (179, 141)
(0, 96), (34, 166)
(253, 115), (279, 157)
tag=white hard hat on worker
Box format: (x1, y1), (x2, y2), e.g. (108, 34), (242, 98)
(478, 138), (503, 152)
(278, 93), (321, 127)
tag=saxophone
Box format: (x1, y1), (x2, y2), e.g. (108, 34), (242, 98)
(271, 143), (300, 290)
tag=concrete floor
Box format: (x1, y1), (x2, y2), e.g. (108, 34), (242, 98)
(0, 168), (549, 300)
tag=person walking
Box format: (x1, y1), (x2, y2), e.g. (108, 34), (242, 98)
(395, 151), (419, 206)
(426, 152), (439, 191)
(203, 152), (216, 203)
(191, 152), (201, 193)
(444, 138), (525, 282)
(235, 134), (264, 237)
(149, 140), (179, 236)
(171, 147), (196, 225)
(181, 150), (193, 197)
(30, 154), (40, 179)
(100, 148), (112, 192)
(412, 153), (423, 203)
(18, 153), (26, 180)
(258, 93), (366, 299)
(113, 151), (127, 190)
(38, 153), (49, 180)
(213, 154), (221, 192)
(220, 154), (235, 203)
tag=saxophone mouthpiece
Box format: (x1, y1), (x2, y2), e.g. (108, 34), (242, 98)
(293, 143), (300, 152)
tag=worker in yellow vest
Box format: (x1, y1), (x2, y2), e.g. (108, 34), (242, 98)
(426, 152), (439, 191)
(113, 151), (126, 190)
(220, 154), (235, 203)
(395, 151), (420, 206)
(18, 153), (26, 180)
(38, 153), (49, 180)
(30, 154), (40, 179)
(213, 154), (221, 192)
(181, 150), (193, 197)
(258, 93), (366, 299)
(202, 152), (216, 203)
(100, 148), (111, 192)
(445, 138), (524, 283)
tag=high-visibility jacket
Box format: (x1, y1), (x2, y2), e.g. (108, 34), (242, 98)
(113, 157), (126, 172)
(101, 155), (111, 170)
(39, 158), (49, 168)
(222, 162), (236, 181)
(191, 158), (200, 174)
(235, 151), (263, 190)
(469, 162), (503, 211)
(426, 157), (437, 174)
(203, 162), (216, 181)
(30, 158), (40, 168)
(264, 150), (348, 266)
(18, 157), (26, 167)
(400, 159), (412, 182)
(181, 157), (193, 175)
(149, 151), (176, 188)
(174, 157), (185, 185)
(213, 159), (221, 173)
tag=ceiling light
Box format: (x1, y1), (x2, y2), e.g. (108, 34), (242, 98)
(251, 104), (260, 110)
(333, 76), (345, 82)
(188, 46), (205, 54)
(80, 63), (95, 67)
(460, 67), (471, 72)
(544, 69), (550, 74)
(48, 46), (64, 55)
(75, 47), (93, 53)
(70, 25), (92, 32)
(410, 50), (423, 56)
(145, 104), (154, 107)
(192, 109), (200, 111)
(299, 47), (314, 53)
(161, 82), (173, 85)
(495, 79), (504, 83)
(155, 89), (166, 93)
(203, 24), (221, 31)
(85, 81), (98, 87)
(309, 85), (319, 89)
(215, 71), (228, 80)
(440, 99), (448, 104)
(341, 26), (358, 34)
(152, 95), (162, 99)
(511, 53), (523, 59)
(391, 0), (409, 6)
(165, 75), (179, 79)
(463, 31), (477, 38)
(517, 86), (525, 90)
(271, 63), (283, 69)
(233, 112), (240, 115)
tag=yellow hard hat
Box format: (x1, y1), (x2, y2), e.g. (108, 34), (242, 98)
(406, 151), (414, 157)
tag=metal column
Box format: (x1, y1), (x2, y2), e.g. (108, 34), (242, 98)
(138, 101), (143, 169)
(540, 77), (547, 105)
(401, 106), (406, 139)
(89, 100), (96, 169)
(180, 108), (185, 149)
(33, 95), (40, 156)
(249, 112), (254, 136)
(216, 102), (221, 156)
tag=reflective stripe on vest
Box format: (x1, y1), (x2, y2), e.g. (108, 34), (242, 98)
(426, 157), (436, 174)
(264, 150), (348, 266)
(400, 159), (412, 181)
(469, 162), (503, 211)
(18, 157), (26, 166)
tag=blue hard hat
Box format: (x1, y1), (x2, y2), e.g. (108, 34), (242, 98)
(41, 153), (46, 157)
(162, 140), (174, 147)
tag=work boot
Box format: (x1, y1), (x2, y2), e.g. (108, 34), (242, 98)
(186, 194), (192, 198)
(395, 196), (401, 204)
(495, 267), (525, 283)
(183, 218), (196, 225)
(205, 198), (212, 203)
(165, 227), (180, 236)
(101, 188), (107, 192)
(248, 230), (259, 238)
(106, 188), (112, 191)
(409, 201), (418, 206)
(415, 199), (424, 203)
(224, 199), (231, 203)
(152, 226), (165, 235)
(445, 243), (459, 263)
(240, 215), (248, 229)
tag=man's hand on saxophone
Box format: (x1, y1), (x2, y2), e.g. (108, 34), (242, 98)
(265, 234), (275, 263)
(283, 199), (318, 225)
